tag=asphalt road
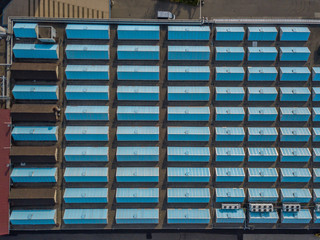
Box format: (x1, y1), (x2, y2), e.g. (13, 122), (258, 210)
(244, 234), (320, 240)
(4, 232), (320, 240)
(1, 232), (238, 240)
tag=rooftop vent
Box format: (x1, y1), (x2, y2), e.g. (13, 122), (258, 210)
(316, 204), (320, 212)
(249, 203), (273, 212)
(283, 203), (300, 212)
(221, 203), (241, 210)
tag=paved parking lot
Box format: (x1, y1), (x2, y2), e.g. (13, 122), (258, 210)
(111, 0), (320, 19)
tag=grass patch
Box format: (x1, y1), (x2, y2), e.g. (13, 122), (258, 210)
(169, 0), (199, 6)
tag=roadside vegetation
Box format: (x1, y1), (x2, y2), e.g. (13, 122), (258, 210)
(169, 0), (199, 6)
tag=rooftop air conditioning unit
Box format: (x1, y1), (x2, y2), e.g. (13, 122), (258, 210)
(282, 203), (301, 212)
(36, 25), (57, 43)
(221, 203), (241, 210)
(249, 203), (274, 212)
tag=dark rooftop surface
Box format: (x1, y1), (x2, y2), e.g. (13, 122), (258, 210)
(6, 19), (320, 232)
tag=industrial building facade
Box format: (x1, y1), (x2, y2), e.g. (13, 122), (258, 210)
(5, 18), (320, 230)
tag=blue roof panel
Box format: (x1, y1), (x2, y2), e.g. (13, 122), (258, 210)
(116, 209), (159, 224)
(63, 188), (108, 203)
(280, 87), (310, 101)
(280, 168), (311, 183)
(116, 188), (159, 203)
(248, 188), (278, 202)
(11, 168), (57, 183)
(65, 126), (109, 141)
(313, 67), (320, 81)
(215, 87), (245, 101)
(13, 23), (37, 38)
(247, 127), (278, 142)
(66, 65), (109, 80)
(65, 106), (109, 121)
(10, 210), (56, 225)
(247, 67), (278, 81)
(215, 67), (245, 81)
(116, 147), (159, 162)
(215, 147), (245, 162)
(12, 85), (59, 100)
(12, 126), (58, 141)
(215, 27), (245, 41)
(117, 106), (159, 121)
(168, 66), (210, 81)
(314, 189), (320, 202)
(247, 47), (278, 61)
(168, 106), (210, 121)
(117, 45), (159, 60)
(64, 147), (108, 162)
(280, 27), (310, 41)
(281, 188), (311, 203)
(65, 85), (109, 101)
(167, 209), (210, 224)
(117, 25), (159, 40)
(13, 43), (59, 59)
(215, 47), (245, 61)
(66, 45), (109, 60)
(248, 168), (278, 182)
(168, 26), (210, 40)
(168, 86), (210, 101)
(280, 148), (311, 162)
(66, 24), (109, 39)
(167, 167), (210, 183)
(215, 127), (245, 141)
(63, 209), (108, 224)
(168, 126), (210, 142)
(116, 167), (159, 182)
(168, 147), (210, 162)
(248, 148), (278, 162)
(216, 209), (245, 223)
(248, 107), (278, 121)
(117, 126), (159, 141)
(167, 188), (210, 203)
(280, 47), (310, 61)
(215, 188), (245, 202)
(281, 209), (311, 224)
(64, 167), (108, 183)
(280, 127), (311, 142)
(215, 168), (245, 182)
(215, 107), (245, 121)
(249, 212), (279, 224)
(247, 27), (278, 41)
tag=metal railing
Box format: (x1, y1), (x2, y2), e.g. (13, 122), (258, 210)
(7, 16), (320, 25)
(0, 24), (12, 108)
(0, 76), (9, 100)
